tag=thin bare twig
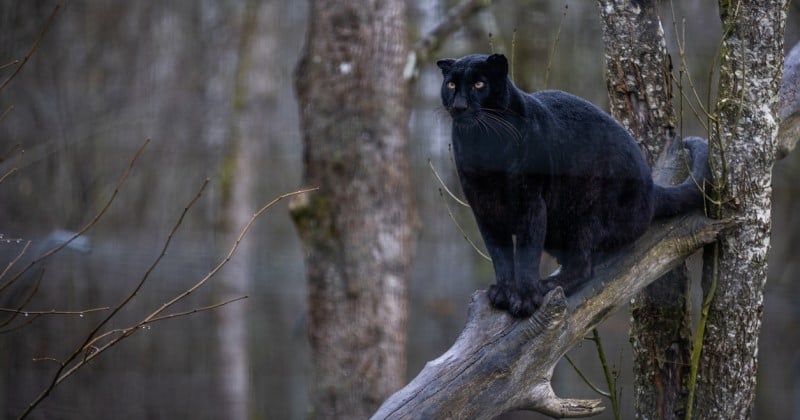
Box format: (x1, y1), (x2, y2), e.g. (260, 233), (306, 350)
(428, 159), (469, 207)
(80, 296), (247, 349)
(0, 144), (23, 185)
(563, 354), (611, 398)
(0, 139), (149, 296)
(17, 176), (207, 419)
(0, 240), (30, 281)
(0, 313), (40, 334)
(404, 0), (494, 79)
(437, 188), (490, 261)
(66, 177), (214, 355)
(139, 187), (319, 323)
(0, 105), (14, 124)
(0, 267), (45, 330)
(17, 187), (318, 419)
(0, 2), (62, 92)
(0, 60), (21, 72)
(543, 2), (568, 89)
(0, 144), (23, 164)
(590, 329), (621, 420)
(0, 307), (110, 316)
(0, 305), (110, 334)
(146, 295), (248, 324)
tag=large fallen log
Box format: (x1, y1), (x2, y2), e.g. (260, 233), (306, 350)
(373, 211), (730, 419)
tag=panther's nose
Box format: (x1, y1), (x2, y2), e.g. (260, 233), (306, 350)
(452, 96), (468, 113)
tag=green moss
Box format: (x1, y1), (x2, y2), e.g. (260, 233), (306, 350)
(289, 191), (338, 246)
(217, 147), (237, 207)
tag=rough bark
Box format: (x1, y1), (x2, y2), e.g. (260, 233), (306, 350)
(598, 0), (675, 165)
(597, 2), (692, 418)
(694, 1), (786, 418)
(290, 0), (415, 418)
(373, 213), (729, 420)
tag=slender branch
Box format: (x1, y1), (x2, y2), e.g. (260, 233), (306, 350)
(437, 188), (491, 261)
(0, 267), (45, 330)
(543, 2), (568, 89)
(0, 105), (15, 125)
(0, 240), (30, 282)
(0, 144), (23, 185)
(404, 0), (494, 79)
(79, 296), (248, 349)
(591, 329), (621, 420)
(146, 295), (248, 324)
(564, 354), (611, 398)
(1, 139), (150, 296)
(16, 186), (318, 419)
(0, 313), (40, 334)
(428, 159), (469, 207)
(0, 1), (62, 91)
(0, 60), (20, 72)
(0, 305), (110, 333)
(137, 187), (318, 325)
(0, 307), (110, 316)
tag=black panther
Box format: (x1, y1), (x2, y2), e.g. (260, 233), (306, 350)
(436, 53), (708, 317)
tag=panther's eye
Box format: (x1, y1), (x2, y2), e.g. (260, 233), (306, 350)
(447, 81), (456, 90)
(474, 81), (485, 89)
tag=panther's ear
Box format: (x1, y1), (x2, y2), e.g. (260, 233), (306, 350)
(436, 58), (456, 74)
(486, 54), (509, 77)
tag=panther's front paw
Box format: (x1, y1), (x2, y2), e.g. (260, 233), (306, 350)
(487, 283), (511, 310)
(508, 283), (538, 318)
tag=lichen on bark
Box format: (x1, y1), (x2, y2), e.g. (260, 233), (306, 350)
(692, 1), (787, 419)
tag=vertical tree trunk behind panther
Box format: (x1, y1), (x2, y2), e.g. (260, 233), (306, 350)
(598, 1), (693, 418)
(601, 0), (789, 418)
(291, 0), (416, 418)
(694, 1), (787, 418)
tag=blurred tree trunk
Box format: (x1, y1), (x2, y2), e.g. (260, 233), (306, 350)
(213, 1), (261, 418)
(291, 0), (415, 418)
(598, 1), (693, 419)
(694, 1), (786, 418)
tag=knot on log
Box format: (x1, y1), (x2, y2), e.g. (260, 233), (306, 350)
(525, 383), (605, 418)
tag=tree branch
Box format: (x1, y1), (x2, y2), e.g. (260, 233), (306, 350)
(373, 212), (731, 419)
(403, 0), (494, 80)
(0, 1), (62, 92)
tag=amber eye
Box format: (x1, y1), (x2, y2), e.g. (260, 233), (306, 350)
(474, 81), (485, 89)
(446, 81), (456, 90)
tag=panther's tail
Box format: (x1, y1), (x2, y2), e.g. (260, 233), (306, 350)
(653, 136), (711, 219)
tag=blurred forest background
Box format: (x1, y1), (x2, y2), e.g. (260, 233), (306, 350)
(1, 1), (800, 419)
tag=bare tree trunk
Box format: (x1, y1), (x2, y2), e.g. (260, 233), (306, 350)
(213, 1), (261, 418)
(598, 2), (692, 418)
(291, 0), (415, 418)
(598, 0), (674, 165)
(693, 1), (787, 418)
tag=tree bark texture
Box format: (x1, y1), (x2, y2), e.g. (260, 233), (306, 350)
(291, 0), (415, 418)
(695, 1), (786, 419)
(598, 2), (692, 418)
(598, 0), (675, 165)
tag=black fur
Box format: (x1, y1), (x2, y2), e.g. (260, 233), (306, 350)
(436, 54), (708, 317)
